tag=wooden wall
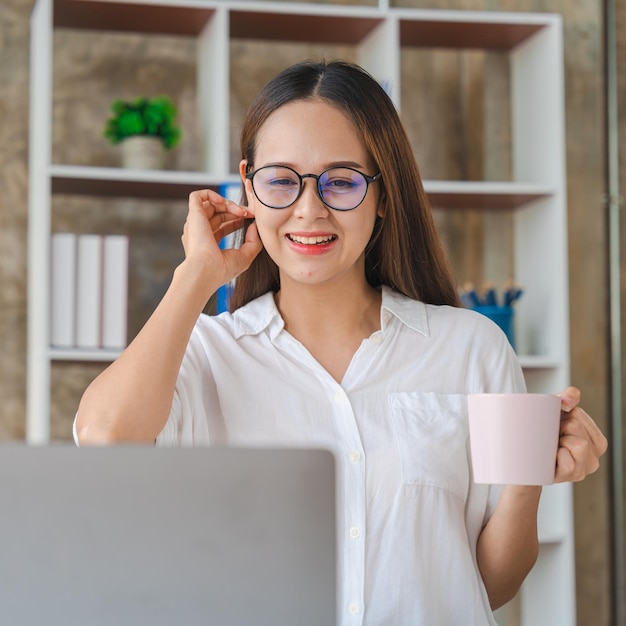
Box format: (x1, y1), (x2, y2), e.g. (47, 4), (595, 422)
(0, 0), (617, 623)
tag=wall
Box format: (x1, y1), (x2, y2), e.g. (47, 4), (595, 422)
(1, 0), (31, 439)
(0, 0), (616, 622)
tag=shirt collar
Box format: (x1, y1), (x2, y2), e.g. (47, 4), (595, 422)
(232, 292), (284, 340)
(380, 286), (430, 337)
(232, 285), (430, 340)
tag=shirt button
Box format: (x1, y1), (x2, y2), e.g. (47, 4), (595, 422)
(334, 388), (347, 403)
(348, 450), (362, 463)
(370, 333), (382, 345)
(348, 602), (360, 615)
(349, 525), (361, 539)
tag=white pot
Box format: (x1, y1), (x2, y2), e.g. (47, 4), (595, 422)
(120, 136), (166, 170)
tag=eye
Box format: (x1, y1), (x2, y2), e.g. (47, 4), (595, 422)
(322, 170), (362, 193)
(268, 176), (299, 188)
(327, 177), (355, 189)
(259, 167), (299, 189)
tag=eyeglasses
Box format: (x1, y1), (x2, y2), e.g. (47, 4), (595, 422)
(245, 165), (381, 211)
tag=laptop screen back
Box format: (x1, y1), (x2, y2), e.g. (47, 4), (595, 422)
(0, 445), (336, 626)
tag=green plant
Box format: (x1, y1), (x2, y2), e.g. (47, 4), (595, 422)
(103, 96), (182, 150)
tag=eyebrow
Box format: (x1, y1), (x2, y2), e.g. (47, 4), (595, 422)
(258, 161), (368, 172)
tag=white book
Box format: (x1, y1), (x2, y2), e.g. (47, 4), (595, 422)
(50, 233), (77, 347)
(101, 235), (129, 349)
(75, 234), (103, 349)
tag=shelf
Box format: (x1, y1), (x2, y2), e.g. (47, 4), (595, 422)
(397, 10), (550, 50)
(518, 355), (562, 370)
(50, 165), (239, 199)
(424, 180), (552, 210)
(49, 347), (122, 362)
(230, 7), (383, 44)
(54, 0), (216, 35)
(538, 531), (566, 545)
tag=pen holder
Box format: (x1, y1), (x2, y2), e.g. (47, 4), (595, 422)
(472, 305), (516, 350)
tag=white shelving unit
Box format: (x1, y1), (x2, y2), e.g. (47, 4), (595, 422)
(28, 1), (574, 624)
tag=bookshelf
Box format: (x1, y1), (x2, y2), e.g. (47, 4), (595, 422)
(28, 2), (574, 624)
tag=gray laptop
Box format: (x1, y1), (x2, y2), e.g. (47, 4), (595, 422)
(0, 444), (336, 626)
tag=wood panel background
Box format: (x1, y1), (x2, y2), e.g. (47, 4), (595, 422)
(0, 0), (618, 623)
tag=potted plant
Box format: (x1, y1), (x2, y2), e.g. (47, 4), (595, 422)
(103, 95), (182, 169)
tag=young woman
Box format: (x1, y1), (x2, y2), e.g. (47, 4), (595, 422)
(75, 60), (606, 625)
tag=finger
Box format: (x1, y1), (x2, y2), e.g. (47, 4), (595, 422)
(205, 198), (248, 220)
(238, 221), (263, 264)
(209, 211), (245, 234)
(560, 407), (608, 457)
(554, 443), (586, 483)
(214, 217), (245, 242)
(190, 187), (232, 209)
(222, 244), (262, 278)
(244, 220), (261, 246)
(556, 386), (608, 458)
(189, 188), (224, 214)
(190, 189), (248, 219)
(555, 434), (600, 482)
(557, 386), (580, 413)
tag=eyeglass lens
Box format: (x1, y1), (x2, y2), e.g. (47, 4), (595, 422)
(251, 166), (370, 211)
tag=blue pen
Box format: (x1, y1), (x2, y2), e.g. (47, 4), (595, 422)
(461, 282), (482, 308)
(482, 281), (497, 306)
(504, 285), (524, 306)
(460, 291), (474, 308)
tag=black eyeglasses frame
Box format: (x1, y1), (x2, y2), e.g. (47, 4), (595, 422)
(245, 164), (382, 211)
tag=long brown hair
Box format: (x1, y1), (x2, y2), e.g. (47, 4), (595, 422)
(229, 59), (460, 311)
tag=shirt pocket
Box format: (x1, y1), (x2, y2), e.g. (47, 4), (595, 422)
(389, 392), (469, 500)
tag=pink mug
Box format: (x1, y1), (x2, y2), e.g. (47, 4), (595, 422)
(467, 393), (561, 485)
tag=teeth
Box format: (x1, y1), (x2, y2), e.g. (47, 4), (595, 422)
(289, 234), (335, 245)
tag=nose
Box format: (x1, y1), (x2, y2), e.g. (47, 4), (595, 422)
(292, 177), (329, 219)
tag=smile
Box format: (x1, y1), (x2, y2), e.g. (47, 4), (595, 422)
(287, 234), (337, 245)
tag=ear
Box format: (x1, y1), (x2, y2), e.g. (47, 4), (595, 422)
(239, 159), (249, 182)
(376, 181), (387, 219)
(239, 159), (255, 211)
(376, 193), (387, 219)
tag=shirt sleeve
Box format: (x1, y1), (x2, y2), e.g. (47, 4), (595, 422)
(155, 321), (219, 448)
(72, 414), (80, 446)
(155, 388), (184, 446)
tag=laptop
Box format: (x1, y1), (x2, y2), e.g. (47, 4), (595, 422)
(0, 444), (336, 626)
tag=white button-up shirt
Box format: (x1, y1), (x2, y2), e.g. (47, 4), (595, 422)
(157, 286), (526, 625)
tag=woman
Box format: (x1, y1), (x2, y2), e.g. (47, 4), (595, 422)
(75, 60), (606, 625)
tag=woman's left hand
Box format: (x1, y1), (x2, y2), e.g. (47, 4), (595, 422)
(555, 387), (608, 483)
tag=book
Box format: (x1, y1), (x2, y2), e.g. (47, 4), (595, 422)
(50, 233), (77, 347)
(75, 234), (103, 349)
(101, 235), (129, 349)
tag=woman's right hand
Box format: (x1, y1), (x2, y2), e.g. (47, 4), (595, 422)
(182, 189), (263, 295)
